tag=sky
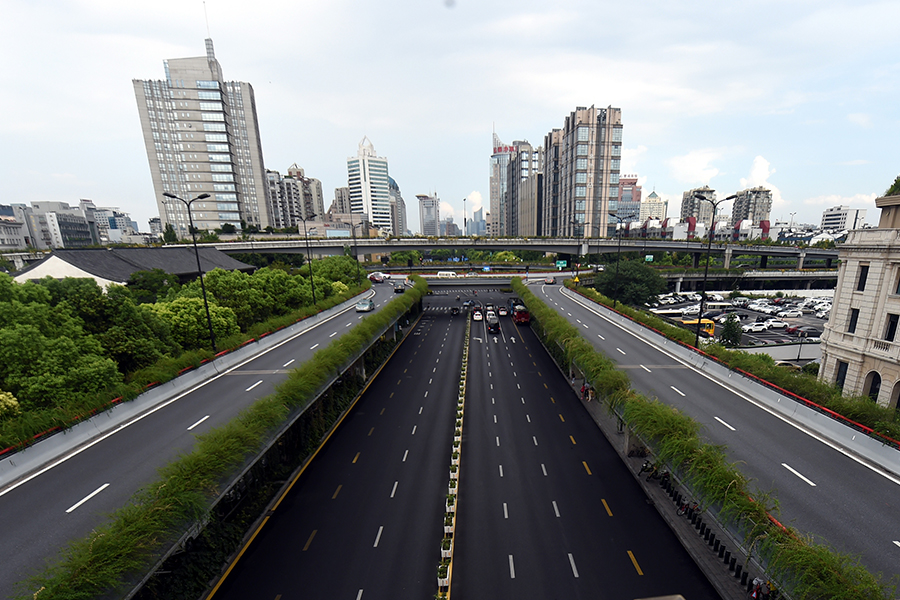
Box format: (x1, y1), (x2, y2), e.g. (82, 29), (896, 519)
(2, 0), (898, 235)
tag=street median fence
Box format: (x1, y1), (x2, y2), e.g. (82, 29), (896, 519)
(14, 278), (428, 600)
(512, 278), (897, 600)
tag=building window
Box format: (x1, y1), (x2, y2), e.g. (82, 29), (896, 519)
(197, 91), (221, 100)
(611, 145), (621, 157)
(576, 145), (588, 156)
(856, 264), (869, 291)
(577, 126), (589, 142)
(848, 308), (859, 333)
(611, 159), (621, 170)
(575, 173), (587, 183)
(197, 80), (220, 89)
(576, 158), (587, 170)
(611, 128), (623, 142)
(885, 313), (899, 342)
(575, 187), (586, 197)
(835, 360), (849, 390)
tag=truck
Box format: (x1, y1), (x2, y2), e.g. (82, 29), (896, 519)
(512, 305), (530, 325)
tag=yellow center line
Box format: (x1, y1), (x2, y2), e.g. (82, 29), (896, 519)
(352, 452), (360, 464)
(559, 414), (565, 422)
(405, 367), (408, 372)
(332, 485), (342, 499)
(397, 379), (401, 385)
(627, 550), (644, 575)
(582, 461), (592, 475)
(302, 530), (317, 551)
(601, 498), (613, 516)
(533, 361), (537, 366)
(381, 408), (386, 414)
(368, 427), (375, 436)
(569, 435), (576, 445)
(275, 595), (282, 600)
(538, 371), (542, 377)
(551, 397), (555, 403)
(544, 383), (548, 389)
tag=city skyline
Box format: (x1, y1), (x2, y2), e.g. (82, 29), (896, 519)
(2, 1), (897, 236)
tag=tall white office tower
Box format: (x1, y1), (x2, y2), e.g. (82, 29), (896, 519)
(418, 194), (441, 236)
(489, 133), (516, 237)
(347, 137), (393, 234)
(133, 39), (270, 236)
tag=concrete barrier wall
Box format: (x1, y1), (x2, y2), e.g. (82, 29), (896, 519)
(0, 291), (373, 488)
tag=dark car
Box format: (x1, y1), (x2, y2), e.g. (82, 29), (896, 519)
(393, 283), (405, 293)
(486, 314), (500, 333)
(451, 306), (460, 315)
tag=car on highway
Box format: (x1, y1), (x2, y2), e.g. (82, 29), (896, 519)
(367, 273), (383, 283)
(369, 271), (391, 281)
(472, 310), (483, 321)
(451, 306), (460, 315)
(765, 319), (788, 329)
(544, 276), (556, 284)
(512, 305), (530, 324)
(742, 322), (767, 333)
(355, 298), (375, 312)
(777, 309), (803, 318)
(486, 313), (500, 333)
(497, 306), (508, 316)
(393, 283), (405, 293)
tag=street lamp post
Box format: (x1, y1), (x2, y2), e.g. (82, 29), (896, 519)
(607, 214), (629, 310)
(694, 193), (737, 348)
(162, 192), (217, 353)
(299, 213), (318, 306)
(789, 211), (797, 229)
(349, 209), (360, 284)
(463, 197), (467, 237)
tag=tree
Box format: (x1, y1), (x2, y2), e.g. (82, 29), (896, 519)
(163, 223), (178, 244)
(885, 174), (900, 197)
(719, 313), (743, 347)
(0, 390), (20, 419)
(592, 259), (667, 306)
(127, 269), (181, 304)
(219, 223), (237, 234)
(149, 297), (239, 350)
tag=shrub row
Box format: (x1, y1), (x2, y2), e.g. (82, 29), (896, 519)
(15, 277), (428, 600)
(567, 281), (900, 443)
(512, 278), (896, 600)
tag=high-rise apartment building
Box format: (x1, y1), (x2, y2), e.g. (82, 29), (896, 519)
(266, 164), (324, 229)
(418, 194), (440, 236)
(506, 141), (543, 237)
(639, 191), (668, 222)
(347, 137), (393, 233)
(541, 129), (563, 237)
(332, 187), (351, 214)
(731, 187), (773, 227)
(821, 205), (867, 231)
(133, 39), (270, 236)
(388, 177), (408, 237)
(542, 106), (623, 238)
(489, 134), (516, 236)
(681, 186), (716, 228)
(616, 175), (642, 222)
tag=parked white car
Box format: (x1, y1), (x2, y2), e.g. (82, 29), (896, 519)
(681, 304), (701, 315)
(765, 319), (788, 329)
(742, 322), (767, 333)
(777, 309), (803, 318)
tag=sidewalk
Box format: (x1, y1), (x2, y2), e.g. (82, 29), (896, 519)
(577, 388), (761, 600)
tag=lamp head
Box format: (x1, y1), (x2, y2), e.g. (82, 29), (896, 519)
(196, 193), (210, 200)
(163, 192), (177, 199)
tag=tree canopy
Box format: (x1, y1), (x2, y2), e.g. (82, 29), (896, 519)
(592, 259), (667, 306)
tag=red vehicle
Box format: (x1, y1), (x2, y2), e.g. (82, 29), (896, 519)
(512, 305), (530, 325)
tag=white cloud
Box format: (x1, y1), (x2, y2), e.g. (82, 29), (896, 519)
(847, 113), (872, 128)
(621, 145), (647, 176)
(465, 191), (484, 213)
(667, 149), (722, 184)
(802, 192), (878, 208)
(440, 201), (456, 219)
(739, 155), (785, 213)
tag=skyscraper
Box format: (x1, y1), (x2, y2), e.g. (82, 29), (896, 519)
(332, 187), (351, 214)
(347, 137), (393, 234)
(388, 177), (408, 236)
(731, 187), (773, 227)
(133, 39), (270, 236)
(543, 106), (623, 238)
(266, 164), (324, 229)
(418, 194), (440, 236)
(681, 186), (716, 228)
(489, 133), (516, 237)
(506, 141), (543, 237)
(639, 191), (668, 222)
(616, 175), (642, 222)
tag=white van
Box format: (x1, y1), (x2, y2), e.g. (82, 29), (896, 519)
(437, 271), (458, 278)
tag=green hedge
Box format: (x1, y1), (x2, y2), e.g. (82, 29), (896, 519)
(15, 277), (428, 600)
(567, 281), (900, 443)
(512, 278), (896, 600)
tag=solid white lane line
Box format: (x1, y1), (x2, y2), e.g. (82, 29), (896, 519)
(526, 415), (531, 423)
(411, 425), (417, 435)
(640, 364), (651, 372)
(503, 502), (508, 519)
(533, 436), (538, 446)
(568, 553), (580, 578)
(499, 465), (504, 477)
(782, 463), (817, 486)
(310, 343), (319, 350)
(715, 416), (736, 431)
(187, 415), (210, 431)
(402, 450), (408, 462)
(552, 500), (560, 517)
(509, 555), (516, 579)
(283, 359), (295, 367)
(356, 590), (363, 600)
(671, 386), (686, 397)
(66, 483), (110, 513)
(616, 348), (626, 355)
(496, 436), (500, 447)
(329, 332), (338, 337)
(245, 380), (263, 392)
(893, 541), (900, 549)
(373, 526), (383, 547)
(541, 463), (547, 476)
(390, 481), (398, 498)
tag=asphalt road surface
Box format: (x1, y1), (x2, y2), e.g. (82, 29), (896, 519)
(452, 291), (718, 599)
(535, 283), (900, 581)
(0, 285), (399, 599)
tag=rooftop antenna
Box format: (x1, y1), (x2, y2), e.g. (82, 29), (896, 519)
(203, 1), (211, 37)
